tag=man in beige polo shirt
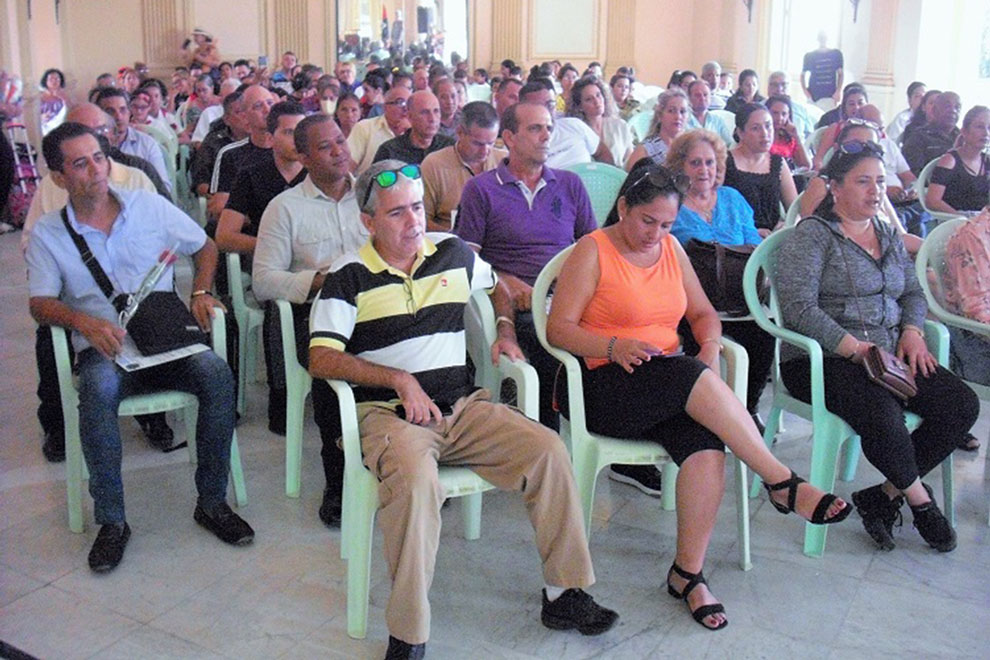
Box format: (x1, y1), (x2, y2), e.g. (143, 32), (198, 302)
(420, 101), (506, 232)
(346, 85), (411, 175)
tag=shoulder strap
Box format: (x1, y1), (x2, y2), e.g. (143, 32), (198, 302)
(59, 207), (116, 301)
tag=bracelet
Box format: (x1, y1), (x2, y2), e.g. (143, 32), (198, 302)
(902, 325), (924, 339)
(191, 290), (211, 298)
(607, 336), (618, 362)
(700, 337), (721, 346)
(495, 315), (514, 327)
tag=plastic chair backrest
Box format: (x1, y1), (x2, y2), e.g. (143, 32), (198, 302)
(466, 84), (492, 103)
(784, 192), (805, 227)
(710, 109), (735, 127)
(803, 102), (825, 125)
(632, 84), (663, 104)
(806, 126), (829, 156)
(627, 111), (653, 143)
(562, 162), (627, 226)
(227, 252), (249, 313)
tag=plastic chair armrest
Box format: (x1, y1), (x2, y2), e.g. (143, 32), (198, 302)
(210, 308), (226, 359)
(719, 337), (748, 405)
(328, 378), (362, 474)
(496, 355), (539, 420)
(922, 319), (950, 367)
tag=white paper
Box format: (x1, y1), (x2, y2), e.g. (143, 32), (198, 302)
(115, 335), (210, 372)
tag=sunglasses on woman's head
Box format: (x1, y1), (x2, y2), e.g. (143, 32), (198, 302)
(361, 163), (422, 209)
(627, 165), (690, 196)
(837, 140), (884, 158)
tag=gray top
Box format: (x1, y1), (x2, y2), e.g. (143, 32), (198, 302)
(775, 213), (927, 363)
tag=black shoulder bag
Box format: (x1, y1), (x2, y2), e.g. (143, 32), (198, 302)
(60, 208), (208, 356)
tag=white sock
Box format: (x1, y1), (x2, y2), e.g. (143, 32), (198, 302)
(544, 585), (566, 601)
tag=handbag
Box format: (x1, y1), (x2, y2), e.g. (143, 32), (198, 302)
(832, 219), (918, 401)
(60, 208), (208, 356)
(684, 239), (765, 317)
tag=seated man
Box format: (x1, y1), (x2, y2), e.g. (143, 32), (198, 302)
(94, 87), (172, 194)
(347, 85), (411, 175)
(252, 114), (369, 525)
(517, 77), (613, 167)
(25, 123), (253, 572)
(766, 70), (814, 140)
(455, 102), (663, 496)
(308, 159), (618, 658)
(190, 89), (247, 198)
(903, 92), (962, 175)
(685, 80), (733, 147)
(421, 100), (506, 231)
(373, 90), (455, 165)
(433, 77), (460, 137)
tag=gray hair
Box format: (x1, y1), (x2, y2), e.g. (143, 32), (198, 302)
(701, 61), (721, 76)
(355, 159), (423, 215)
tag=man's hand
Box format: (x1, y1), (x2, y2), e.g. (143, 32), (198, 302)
(393, 371), (443, 425)
(499, 273), (533, 311)
(190, 292), (226, 332)
(310, 271), (327, 296)
(78, 315), (127, 360)
(490, 337), (525, 365)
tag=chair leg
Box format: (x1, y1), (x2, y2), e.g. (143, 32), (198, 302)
(749, 404), (783, 498)
(236, 318), (249, 415)
(340, 470), (351, 560)
(732, 455), (752, 571)
(940, 454), (955, 528)
(229, 431), (247, 507)
(572, 443), (602, 541)
(461, 492), (483, 541)
(660, 462), (678, 511)
(839, 435), (861, 482)
(346, 483), (379, 640)
(184, 404), (198, 465)
(801, 423), (844, 559)
(285, 380), (305, 498)
(66, 427), (86, 534)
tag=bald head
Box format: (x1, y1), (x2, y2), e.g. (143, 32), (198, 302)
(66, 103), (115, 134)
(408, 90), (440, 142)
(856, 104), (883, 127)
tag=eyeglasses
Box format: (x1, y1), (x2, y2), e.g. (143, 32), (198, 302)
(836, 140), (884, 158)
(626, 165), (690, 197)
(844, 118), (880, 130)
(385, 98), (408, 107)
(361, 164), (422, 209)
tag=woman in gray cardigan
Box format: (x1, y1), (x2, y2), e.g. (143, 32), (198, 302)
(775, 143), (979, 553)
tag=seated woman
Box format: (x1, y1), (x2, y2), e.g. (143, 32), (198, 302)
(38, 68), (68, 137)
(815, 83), (868, 130)
(926, 105), (990, 215)
(943, 207), (990, 386)
(547, 162), (850, 631)
(812, 87), (870, 170)
(776, 144), (979, 552)
(664, 131), (775, 424)
(556, 64), (580, 114)
(610, 73), (640, 121)
(333, 92), (361, 139)
(724, 103), (799, 235)
(899, 88), (941, 146)
(767, 95), (811, 172)
(723, 69), (765, 114)
(800, 122), (923, 254)
(626, 88), (689, 170)
(570, 76), (635, 168)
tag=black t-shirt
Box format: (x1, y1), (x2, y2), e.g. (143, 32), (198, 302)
(372, 130), (455, 165)
(226, 151), (307, 236)
(802, 49), (843, 101)
(191, 120), (234, 190)
(213, 139), (271, 194)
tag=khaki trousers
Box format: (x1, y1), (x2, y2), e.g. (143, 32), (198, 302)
(357, 389), (595, 645)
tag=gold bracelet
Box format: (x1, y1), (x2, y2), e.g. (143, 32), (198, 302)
(191, 290), (211, 298)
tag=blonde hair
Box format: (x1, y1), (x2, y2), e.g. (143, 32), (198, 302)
(646, 88), (688, 139)
(665, 129), (727, 187)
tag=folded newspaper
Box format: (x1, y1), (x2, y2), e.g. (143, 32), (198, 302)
(115, 335), (209, 372)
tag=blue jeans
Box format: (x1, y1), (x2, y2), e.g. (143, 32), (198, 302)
(949, 326), (990, 387)
(77, 348), (236, 524)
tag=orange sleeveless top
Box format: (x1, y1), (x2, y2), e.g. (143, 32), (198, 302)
(580, 229), (687, 369)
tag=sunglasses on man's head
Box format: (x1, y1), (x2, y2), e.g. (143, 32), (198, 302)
(361, 164), (422, 209)
(627, 165), (690, 197)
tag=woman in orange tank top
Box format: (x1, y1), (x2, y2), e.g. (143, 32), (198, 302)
(547, 162), (851, 631)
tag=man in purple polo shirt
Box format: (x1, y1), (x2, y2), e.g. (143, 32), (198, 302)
(455, 102), (664, 497)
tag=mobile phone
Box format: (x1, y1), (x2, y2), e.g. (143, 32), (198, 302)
(258, 55), (269, 68)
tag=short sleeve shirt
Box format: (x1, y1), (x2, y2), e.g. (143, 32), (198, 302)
(226, 151), (308, 236)
(671, 186), (762, 247)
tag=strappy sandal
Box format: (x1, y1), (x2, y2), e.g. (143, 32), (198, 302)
(764, 470), (852, 525)
(666, 562), (728, 631)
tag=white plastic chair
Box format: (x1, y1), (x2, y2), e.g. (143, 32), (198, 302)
(915, 158), (967, 226)
(226, 252), (264, 415)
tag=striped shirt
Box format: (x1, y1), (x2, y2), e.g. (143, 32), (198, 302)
(309, 233), (497, 405)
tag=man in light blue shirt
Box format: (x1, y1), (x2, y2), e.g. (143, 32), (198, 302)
(95, 87), (172, 194)
(767, 72), (814, 140)
(26, 123), (252, 573)
(686, 80), (734, 147)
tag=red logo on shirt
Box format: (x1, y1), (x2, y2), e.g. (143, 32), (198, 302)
(440, 277), (448, 287)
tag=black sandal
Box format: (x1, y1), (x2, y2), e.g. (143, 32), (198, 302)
(764, 470), (852, 525)
(956, 433), (980, 452)
(666, 562), (728, 631)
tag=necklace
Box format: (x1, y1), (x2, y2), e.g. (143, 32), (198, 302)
(688, 191), (717, 221)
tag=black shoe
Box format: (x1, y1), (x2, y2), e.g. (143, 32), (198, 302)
(750, 412), (766, 436)
(88, 522), (130, 573)
(666, 562), (728, 631)
(384, 635), (425, 660)
(608, 464), (662, 497)
(194, 503), (254, 545)
(319, 485), (342, 528)
(42, 432), (65, 463)
(851, 484), (903, 551)
(764, 470), (852, 525)
(541, 588), (619, 636)
(138, 414), (174, 451)
(911, 484), (956, 552)
(956, 432), (980, 452)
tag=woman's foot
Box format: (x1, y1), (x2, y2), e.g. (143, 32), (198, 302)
(764, 471), (851, 525)
(666, 563), (727, 631)
(851, 484), (903, 551)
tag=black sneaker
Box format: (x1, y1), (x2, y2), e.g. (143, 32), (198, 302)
(911, 485), (956, 552)
(851, 484), (903, 551)
(318, 485), (342, 528)
(608, 464), (662, 497)
(42, 432), (65, 463)
(138, 414), (174, 451)
(384, 635), (425, 660)
(88, 522), (130, 573)
(541, 588), (619, 636)
(194, 503), (255, 545)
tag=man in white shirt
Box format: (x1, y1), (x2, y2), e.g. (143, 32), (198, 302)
(701, 61), (729, 110)
(517, 78), (612, 168)
(347, 86), (411, 175)
(252, 113), (369, 528)
(686, 80), (734, 146)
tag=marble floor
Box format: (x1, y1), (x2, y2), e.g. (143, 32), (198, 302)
(1, 229), (989, 660)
